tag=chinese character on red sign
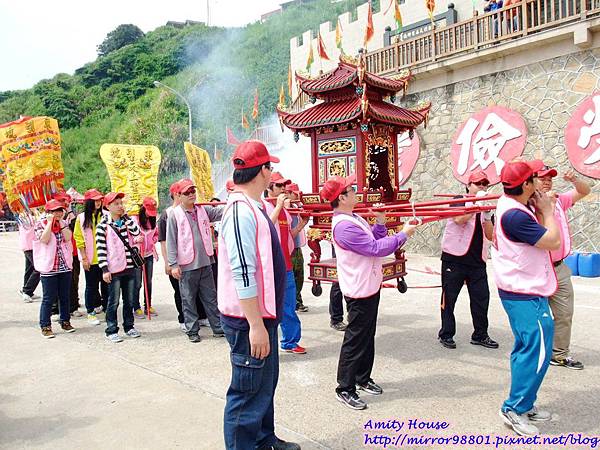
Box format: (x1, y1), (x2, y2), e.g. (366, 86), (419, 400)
(450, 106), (527, 185)
(565, 93), (600, 179)
(397, 131), (420, 186)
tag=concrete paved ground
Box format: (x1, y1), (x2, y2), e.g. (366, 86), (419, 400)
(0, 230), (599, 449)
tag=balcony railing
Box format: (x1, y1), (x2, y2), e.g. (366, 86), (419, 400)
(366, 0), (600, 75)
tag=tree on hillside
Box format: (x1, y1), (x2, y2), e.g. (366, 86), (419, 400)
(97, 24), (145, 56)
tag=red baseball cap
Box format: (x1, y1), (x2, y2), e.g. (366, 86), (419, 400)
(53, 191), (72, 205)
(225, 179), (237, 192)
(84, 189), (104, 201)
(176, 179), (196, 195)
(286, 183), (301, 195)
(169, 180), (181, 195)
(232, 140), (280, 169)
(270, 172), (291, 186)
(500, 160), (544, 188)
(319, 174), (356, 202)
(103, 192), (125, 207)
(468, 170), (489, 184)
(45, 199), (65, 212)
(142, 196), (158, 217)
(536, 164), (558, 178)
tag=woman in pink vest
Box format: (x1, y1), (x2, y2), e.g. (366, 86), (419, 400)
(438, 170), (498, 350)
(18, 221), (40, 302)
(534, 165), (591, 370)
(133, 196), (159, 316)
(74, 189), (107, 325)
(492, 161), (561, 437)
(33, 199), (76, 339)
(320, 174), (417, 411)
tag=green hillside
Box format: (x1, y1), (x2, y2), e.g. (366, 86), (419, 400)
(0, 0), (369, 196)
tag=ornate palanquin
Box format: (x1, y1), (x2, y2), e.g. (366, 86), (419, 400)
(277, 51), (431, 295)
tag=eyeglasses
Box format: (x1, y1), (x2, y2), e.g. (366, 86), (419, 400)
(474, 182), (489, 187)
(341, 186), (356, 195)
(182, 189), (196, 195)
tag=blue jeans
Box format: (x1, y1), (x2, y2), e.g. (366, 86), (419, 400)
(501, 297), (554, 414)
(39, 272), (71, 327)
(105, 270), (136, 336)
(223, 323), (279, 450)
(133, 256), (154, 311)
(279, 270), (301, 350)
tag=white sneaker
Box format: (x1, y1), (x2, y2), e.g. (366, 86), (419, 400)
(526, 406), (552, 422)
(199, 319), (210, 327)
(125, 328), (141, 338)
(179, 323), (188, 333)
(87, 314), (100, 326)
(106, 333), (123, 343)
(71, 310), (84, 318)
(500, 409), (539, 436)
(94, 306), (103, 314)
(19, 290), (33, 303)
(51, 314), (60, 322)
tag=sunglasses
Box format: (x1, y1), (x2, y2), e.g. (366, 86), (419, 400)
(274, 183), (286, 188)
(182, 189), (196, 195)
(474, 181), (489, 187)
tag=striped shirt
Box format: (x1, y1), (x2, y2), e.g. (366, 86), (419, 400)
(95, 215), (140, 273)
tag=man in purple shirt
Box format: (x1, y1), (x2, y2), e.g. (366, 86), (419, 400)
(320, 175), (417, 410)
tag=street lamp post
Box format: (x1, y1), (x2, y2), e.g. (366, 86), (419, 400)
(153, 80), (193, 144)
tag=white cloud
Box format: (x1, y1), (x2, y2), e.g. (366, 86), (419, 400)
(0, 0), (282, 91)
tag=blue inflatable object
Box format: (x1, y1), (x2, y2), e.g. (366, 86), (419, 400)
(578, 253), (600, 278)
(564, 253), (579, 276)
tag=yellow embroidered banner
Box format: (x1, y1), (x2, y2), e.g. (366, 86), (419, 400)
(99, 144), (161, 215)
(0, 116), (64, 213)
(184, 142), (214, 202)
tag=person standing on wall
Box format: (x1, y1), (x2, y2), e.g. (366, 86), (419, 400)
(320, 174), (417, 410)
(492, 160), (561, 436)
(218, 140), (300, 450)
(438, 170), (498, 350)
(535, 164), (591, 370)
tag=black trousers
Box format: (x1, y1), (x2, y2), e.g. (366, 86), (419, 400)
(22, 250), (40, 296)
(336, 291), (380, 393)
(439, 260), (490, 341)
(169, 274), (207, 323)
(329, 282), (344, 324)
(69, 255), (80, 313)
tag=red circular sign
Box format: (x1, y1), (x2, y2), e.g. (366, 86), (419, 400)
(565, 92), (600, 179)
(450, 106), (527, 185)
(397, 131), (420, 185)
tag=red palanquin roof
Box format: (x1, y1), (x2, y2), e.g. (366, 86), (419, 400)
(295, 61), (410, 98)
(277, 97), (430, 131)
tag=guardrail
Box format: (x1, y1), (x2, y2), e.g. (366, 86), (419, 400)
(366, 0), (600, 75)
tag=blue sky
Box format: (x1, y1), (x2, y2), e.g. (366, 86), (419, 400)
(0, 0), (282, 91)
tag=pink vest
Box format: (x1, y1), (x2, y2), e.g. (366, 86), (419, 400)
(77, 213), (95, 262)
(32, 220), (74, 273)
(104, 224), (132, 274)
(217, 193), (277, 319)
(263, 201), (294, 256)
(172, 205), (214, 266)
(550, 194), (572, 262)
(491, 195), (557, 297)
(332, 213), (383, 298)
(133, 216), (158, 258)
(19, 224), (34, 251)
(441, 212), (489, 261)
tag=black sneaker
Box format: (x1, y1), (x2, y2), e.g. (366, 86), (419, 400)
(336, 390), (367, 410)
(296, 303), (309, 312)
(188, 334), (201, 343)
(330, 321), (347, 331)
(257, 437), (301, 450)
(213, 330), (225, 338)
(439, 337), (456, 349)
(357, 380), (383, 395)
(550, 356), (584, 370)
(470, 336), (499, 349)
